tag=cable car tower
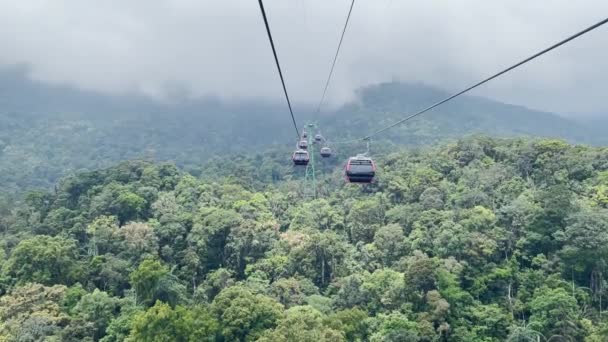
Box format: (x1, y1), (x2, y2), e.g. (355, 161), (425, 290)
(303, 123), (318, 198)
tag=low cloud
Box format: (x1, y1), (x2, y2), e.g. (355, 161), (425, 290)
(0, 0), (607, 114)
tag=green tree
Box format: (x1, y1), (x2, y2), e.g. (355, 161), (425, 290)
(528, 287), (582, 340)
(373, 223), (408, 266)
(225, 218), (278, 276)
(326, 308), (370, 341)
(362, 269), (407, 314)
(90, 184), (147, 224)
(3, 235), (80, 285)
(69, 289), (122, 341)
(211, 286), (282, 341)
(88, 254), (132, 296)
(86, 215), (120, 257)
(100, 296), (141, 342)
(127, 301), (217, 342)
(419, 187), (444, 210)
(188, 207), (242, 270)
(116, 192), (147, 224)
(270, 277), (318, 308)
(368, 312), (420, 342)
(346, 197), (386, 244)
(258, 306), (344, 342)
(556, 207), (608, 295)
(402, 251), (440, 294)
(198, 268), (235, 302)
(288, 230), (352, 287)
(469, 303), (512, 341)
(129, 259), (185, 307)
(290, 199), (344, 232)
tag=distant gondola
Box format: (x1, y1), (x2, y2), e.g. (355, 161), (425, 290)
(292, 149), (310, 166)
(345, 155), (376, 183)
(320, 147), (332, 158)
(298, 140), (308, 150)
(302, 131), (308, 138)
(314, 134), (323, 142)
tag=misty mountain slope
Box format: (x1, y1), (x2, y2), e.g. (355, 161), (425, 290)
(0, 69), (604, 193)
(321, 82), (596, 145)
(582, 116), (608, 139)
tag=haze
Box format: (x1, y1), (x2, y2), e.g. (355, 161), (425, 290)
(1, 0), (607, 115)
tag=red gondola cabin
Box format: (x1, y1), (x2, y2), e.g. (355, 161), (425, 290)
(292, 149), (310, 166)
(345, 155), (376, 183)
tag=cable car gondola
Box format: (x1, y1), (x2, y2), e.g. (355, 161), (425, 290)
(298, 140), (308, 150)
(302, 131), (308, 139)
(345, 155), (376, 183)
(314, 134), (323, 142)
(320, 147), (332, 158)
(292, 149), (310, 165)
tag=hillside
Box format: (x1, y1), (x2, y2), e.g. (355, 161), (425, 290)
(321, 82), (596, 145)
(0, 67), (603, 194)
(1, 137), (608, 340)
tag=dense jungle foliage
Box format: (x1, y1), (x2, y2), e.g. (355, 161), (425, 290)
(2, 136), (608, 341)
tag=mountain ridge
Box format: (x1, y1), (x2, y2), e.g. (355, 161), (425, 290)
(0, 68), (605, 193)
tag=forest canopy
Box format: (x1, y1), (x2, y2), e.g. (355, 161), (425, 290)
(1, 136), (608, 341)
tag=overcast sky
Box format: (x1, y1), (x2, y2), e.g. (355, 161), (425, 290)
(0, 0), (607, 115)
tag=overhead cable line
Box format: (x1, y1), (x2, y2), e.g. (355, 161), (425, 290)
(257, 0), (300, 138)
(315, 0), (356, 114)
(338, 16), (608, 143)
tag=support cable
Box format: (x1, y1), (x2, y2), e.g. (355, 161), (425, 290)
(315, 0), (356, 114)
(257, 0), (300, 138)
(335, 16), (608, 143)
